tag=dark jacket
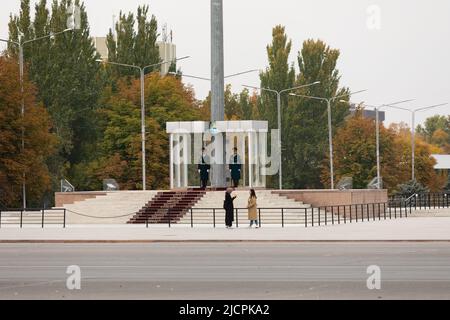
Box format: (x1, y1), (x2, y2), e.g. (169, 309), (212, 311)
(224, 192), (236, 226)
(198, 155), (211, 180)
(229, 154), (242, 181)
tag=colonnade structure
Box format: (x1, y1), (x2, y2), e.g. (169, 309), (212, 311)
(166, 121), (281, 189)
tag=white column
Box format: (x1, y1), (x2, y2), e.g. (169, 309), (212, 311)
(183, 134), (189, 187)
(176, 135), (181, 188)
(248, 132), (253, 188)
(241, 133), (246, 187)
(255, 131), (260, 187)
(170, 134), (174, 189)
(260, 131), (267, 188)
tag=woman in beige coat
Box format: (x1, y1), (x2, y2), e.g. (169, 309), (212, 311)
(247, 189), (259, 228)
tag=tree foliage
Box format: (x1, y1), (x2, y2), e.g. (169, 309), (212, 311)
(8, 0), (102, 193)
(71, 73), (203, 191)
(0, 56), (56, 207)
(283, 39), (350, 189)
(325, 113), (447, 193)
(417, 115), (450, 153)
(106, 5), (160, 77)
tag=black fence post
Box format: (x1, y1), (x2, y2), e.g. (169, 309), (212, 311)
(0, 209), (2, 228)
(332, 206), (335, 225)
(213, 208), (216, 228)
(41, 208), (44, 228)
(20, 209), (23, 228)
(63, 209), (66, 228)
(168, 208), (171, 228)
(324, 207), (327, 225)
(318, 207), (321, 226)
(304, 208), (307, 228)
(146, 216), (148, 228)
(281, 208), (284, 228)
(428, 193), (431, 209)
(400, 202), (403, 218)
(343, 206), (346, 224)
(190, 208), (193, 228)
(258, 208), (261, 228)
(235, 208), (239, 228)
(337, 206), (340, 224)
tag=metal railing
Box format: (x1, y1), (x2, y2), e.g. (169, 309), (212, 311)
(145, 202), (412, 228)
(0, 208), (66, 228)
(389, 192), (450, 210)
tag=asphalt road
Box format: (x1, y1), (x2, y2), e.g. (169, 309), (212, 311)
(0, 242), (449, 299)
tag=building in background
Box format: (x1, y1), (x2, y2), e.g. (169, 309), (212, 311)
(349, 103), (385, 122)
(156, 40), (176, 75)
(94, 37), (108, 60)
(93, 25), (176, 76)
(431, 154), (450, 171)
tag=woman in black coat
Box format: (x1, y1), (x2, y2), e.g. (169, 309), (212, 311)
(224, 188), (236, 228)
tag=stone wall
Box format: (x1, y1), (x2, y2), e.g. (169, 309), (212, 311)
(55, 192), (107, 207)
(273, 189), (387, 207)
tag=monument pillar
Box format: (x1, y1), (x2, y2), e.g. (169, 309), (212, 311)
(210, 0), (226, 187)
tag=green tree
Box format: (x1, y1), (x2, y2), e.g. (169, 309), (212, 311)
(75, 72), (203, 190)
(259, 25), (295, 130)
(8, 0), (102, 194)
(106, 5), (160, 78)
(417, 115), (450, 153)
(239, 88), (259, 120)
(258, 25), (295, 188)
(284, 39), (350, 189)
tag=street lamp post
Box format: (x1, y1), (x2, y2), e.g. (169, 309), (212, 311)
(373, 100), (414, 188)
(289, 90), (366, 189)
(97, 56), (190, 190)
(169, 69), (259, 81)
(242, 82), (321, 190)
(1, 28), (72, 209)
(380, 103), (448, 181)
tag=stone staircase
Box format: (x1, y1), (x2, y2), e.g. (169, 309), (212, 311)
(61, 191), (158, 224)
(177, 190), (337, 225)
(128, 190), (206, 224)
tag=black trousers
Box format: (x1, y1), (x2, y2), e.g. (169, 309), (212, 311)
(200, 179), (208, 189)
(232, 179), (239, 188)
(225, 209), (234, 227)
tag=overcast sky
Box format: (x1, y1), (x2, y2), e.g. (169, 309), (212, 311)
(1, 0), (449, 126)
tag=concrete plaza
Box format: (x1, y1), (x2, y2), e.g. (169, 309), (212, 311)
(1, 217), (450, 242)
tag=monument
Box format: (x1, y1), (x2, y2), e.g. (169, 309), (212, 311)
(210, 0), (226, 187)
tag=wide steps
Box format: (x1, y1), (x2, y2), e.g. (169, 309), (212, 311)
(128, 190), (206, 224)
